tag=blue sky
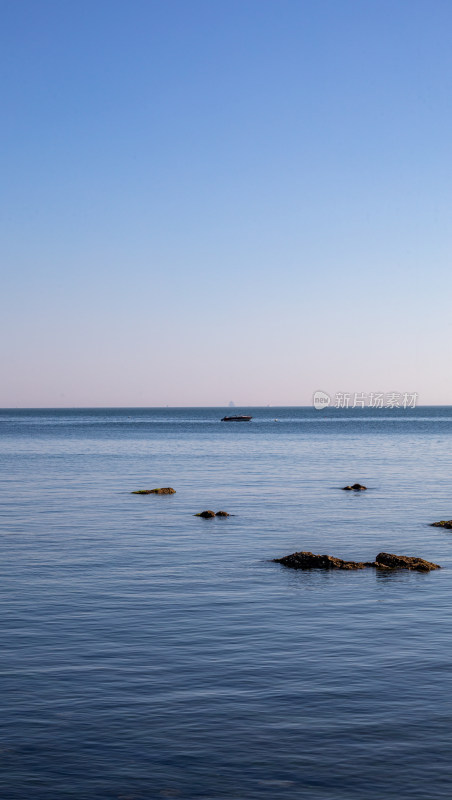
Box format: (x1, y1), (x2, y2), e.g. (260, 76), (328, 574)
(1, 0), (451, 406)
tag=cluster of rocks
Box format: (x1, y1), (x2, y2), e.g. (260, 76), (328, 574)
(130, 489), (231, 517)
(129, 479), (443, 574)
(274, 551), (440, 572)
(273, 478), (442, 573)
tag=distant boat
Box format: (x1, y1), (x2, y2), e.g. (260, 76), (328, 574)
(221, 415), (252, 422)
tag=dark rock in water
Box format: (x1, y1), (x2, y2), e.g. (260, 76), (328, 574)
(131, 487), (176, 495)
(194, 510), (232, 518)
(342, 483), (367, 491)
(374, 552), (440, 571)
(274, 550), (441, 572)
(431, 520), (452, 529)
(274, 551), (373, 570)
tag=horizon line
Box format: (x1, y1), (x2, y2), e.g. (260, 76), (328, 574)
(0, 404), (450, 411)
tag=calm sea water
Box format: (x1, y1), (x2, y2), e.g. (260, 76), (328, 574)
(1, 406), (452, 800)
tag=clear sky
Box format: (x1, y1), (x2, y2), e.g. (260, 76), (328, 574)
(1, 0), (451, 407)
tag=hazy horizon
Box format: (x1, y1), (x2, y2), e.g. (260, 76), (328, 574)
(2, 402), (452, 410)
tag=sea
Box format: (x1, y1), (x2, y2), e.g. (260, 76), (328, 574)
(1, 406), (452, 800)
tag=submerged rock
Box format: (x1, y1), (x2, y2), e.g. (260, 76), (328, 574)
(431, 520), (452, 529)
(273, 551), (372, 570)
(342, 483), (367, 491)
(374, 552), (440, 571)
(194, 510), (231, 518)
(131, 487), (176, 495)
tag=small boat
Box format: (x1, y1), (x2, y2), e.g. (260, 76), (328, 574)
(221, 415), (252, 422)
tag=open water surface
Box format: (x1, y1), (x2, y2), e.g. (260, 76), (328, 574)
(1, 406), (452, 799)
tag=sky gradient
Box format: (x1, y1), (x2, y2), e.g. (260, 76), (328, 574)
(1, 0), (452, 406)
